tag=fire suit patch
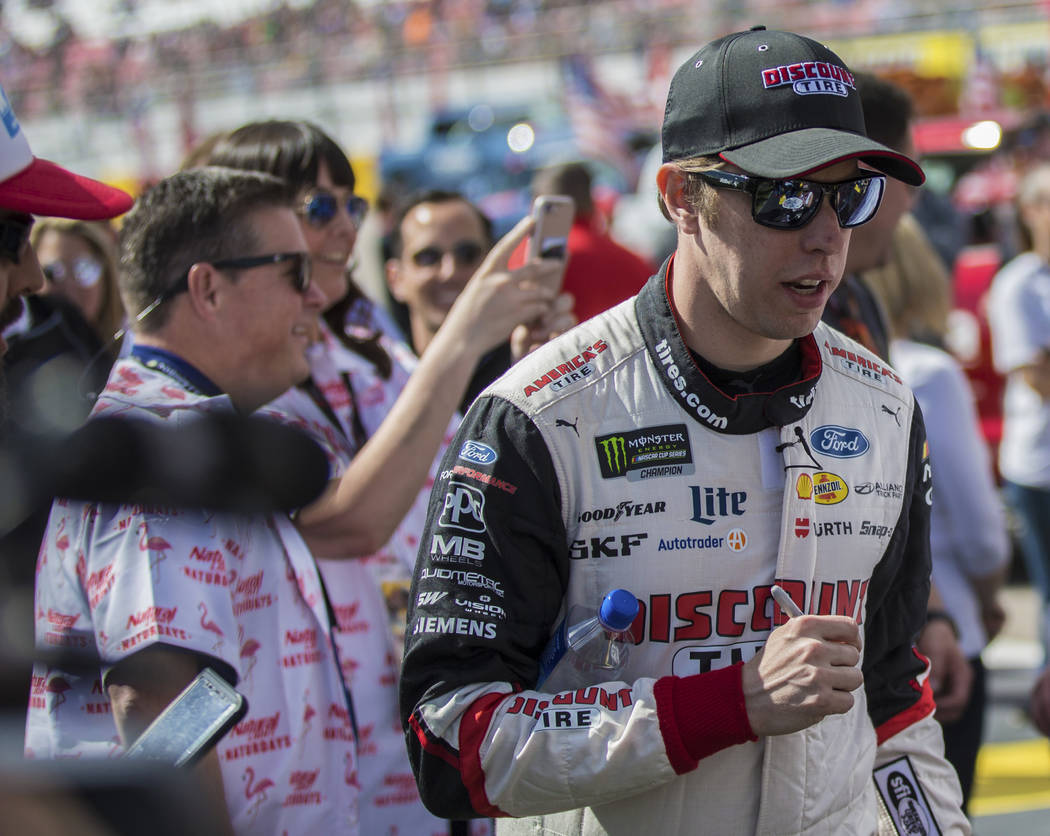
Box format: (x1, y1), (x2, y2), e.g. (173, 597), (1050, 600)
(873, 755), (942, 836)
(594, 424), (695, 481)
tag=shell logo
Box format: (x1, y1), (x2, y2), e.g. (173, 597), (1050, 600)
(796, 473), (813, 500)
(812, 472), (849, 505)
(727, 528), (748, 552)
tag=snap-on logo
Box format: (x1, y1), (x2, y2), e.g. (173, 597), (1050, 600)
(809, 425), (869, 458)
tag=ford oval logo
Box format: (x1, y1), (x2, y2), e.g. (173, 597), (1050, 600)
(809, 425), (869, 458)
(459, 440), (497, 465)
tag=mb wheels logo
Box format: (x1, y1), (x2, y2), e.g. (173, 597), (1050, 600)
(593, 424), (695, 481)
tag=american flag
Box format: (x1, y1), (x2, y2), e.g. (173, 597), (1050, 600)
(561, 53), (640, 184)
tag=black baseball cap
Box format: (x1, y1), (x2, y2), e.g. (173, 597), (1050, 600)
(661, 26), (924, 186)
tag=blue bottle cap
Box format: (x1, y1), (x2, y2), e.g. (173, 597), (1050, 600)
(599, 589), (639, 632)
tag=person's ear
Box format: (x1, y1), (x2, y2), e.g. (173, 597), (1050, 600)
(184, 262), (224, 320)
(384, 257), (408, 303)
(657, 164), (700, 235)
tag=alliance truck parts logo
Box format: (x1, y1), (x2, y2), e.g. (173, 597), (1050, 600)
(594, 423), (695, 481)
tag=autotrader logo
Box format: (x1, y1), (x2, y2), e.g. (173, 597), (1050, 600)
(593, 424), (695, 481)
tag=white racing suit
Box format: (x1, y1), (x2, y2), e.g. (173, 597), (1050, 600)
(400, 264), (968, 835)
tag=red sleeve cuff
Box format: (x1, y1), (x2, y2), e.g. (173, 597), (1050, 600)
(654, 663), (757, 774)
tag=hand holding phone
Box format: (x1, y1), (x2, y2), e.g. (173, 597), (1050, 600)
(123, 667), (247, 767)
(527, 195), (575, 266)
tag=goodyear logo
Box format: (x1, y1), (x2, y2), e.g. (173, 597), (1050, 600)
(811, 472), (848, 505)
(594, 424), (694, 481)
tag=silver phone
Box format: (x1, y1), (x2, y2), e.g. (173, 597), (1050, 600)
(123, 667), (247, 767)
(528, 194), (575, 262)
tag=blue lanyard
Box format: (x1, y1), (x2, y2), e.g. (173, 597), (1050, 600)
(130, 345), (223, 397)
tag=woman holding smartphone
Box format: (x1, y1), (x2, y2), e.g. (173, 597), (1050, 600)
(202, 120), (569, 835)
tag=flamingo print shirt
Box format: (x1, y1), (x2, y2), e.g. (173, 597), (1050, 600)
(24, 355), (361, 835)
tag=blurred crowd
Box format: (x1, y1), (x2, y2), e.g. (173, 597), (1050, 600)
(3, 0), (1050, 121)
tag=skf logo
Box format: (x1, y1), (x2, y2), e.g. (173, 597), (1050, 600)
(569, 533), (648, 559)
(812, 472), (848, 505)
(726, 528), (748, 552)
(458, 440), (497, 465)
(795, 517), (810, 538)
(796, 473), (813, 500)
(761, 62), (856, 97)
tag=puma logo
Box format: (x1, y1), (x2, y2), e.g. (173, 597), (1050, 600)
(555, 417), (580, 437)
(881, 405), (902, 427)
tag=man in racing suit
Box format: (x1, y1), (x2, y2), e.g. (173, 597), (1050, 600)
(400, 27), (969, 835)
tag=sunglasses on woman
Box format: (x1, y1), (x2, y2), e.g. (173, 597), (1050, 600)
(43, 257), (104, 288)
(694, 169), (886, 230)
(298, 189), (369, 229)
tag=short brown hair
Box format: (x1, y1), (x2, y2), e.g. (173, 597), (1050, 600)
(658, 155), (725, 225)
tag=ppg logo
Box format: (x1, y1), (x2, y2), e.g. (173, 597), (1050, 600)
(439, 481), (487, 533)
(458, 440), (497, 465)
(809, 425), (869, 458)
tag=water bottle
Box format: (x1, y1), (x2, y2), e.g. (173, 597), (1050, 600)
(536, 589), (639, 693)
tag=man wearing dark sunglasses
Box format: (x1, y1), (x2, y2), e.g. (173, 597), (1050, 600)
(26, 168), (367, 835)
(386, 189), (576, 413)
(402, 27), (968, 836)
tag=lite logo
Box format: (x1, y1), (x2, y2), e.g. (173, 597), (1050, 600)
(439, 482), (486, 534)
(690, 486), (746, 525)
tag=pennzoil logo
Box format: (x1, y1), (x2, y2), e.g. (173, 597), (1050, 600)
(594, 424), (695, 481)
(811, 471), (848, 505)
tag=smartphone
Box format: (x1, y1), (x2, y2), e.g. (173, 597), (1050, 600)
(528, 195), (575, 262)
(123, 667), (247, 768)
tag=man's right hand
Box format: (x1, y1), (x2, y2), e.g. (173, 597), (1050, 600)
(741, 614), (863, 736)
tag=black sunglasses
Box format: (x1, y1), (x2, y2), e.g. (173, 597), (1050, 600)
(0, 214), (34, 263)
(695, 170), (886, 230)
(411, 241), (485, 269)
(299, 189), (368, 229)
(156, 252), (311, 307)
